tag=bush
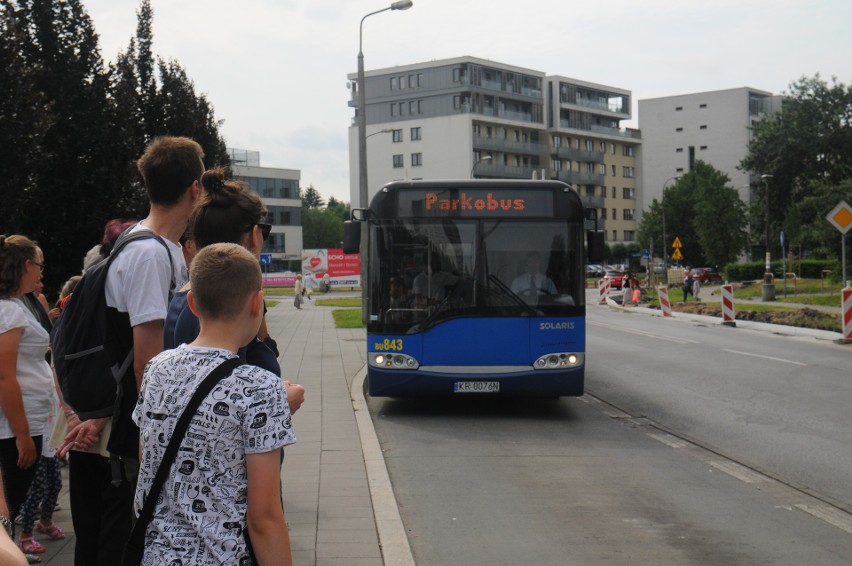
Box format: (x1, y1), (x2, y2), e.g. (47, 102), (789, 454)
(725, 259), (841, 282)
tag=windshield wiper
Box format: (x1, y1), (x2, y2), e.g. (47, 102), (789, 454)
(487, 274), (539, 316)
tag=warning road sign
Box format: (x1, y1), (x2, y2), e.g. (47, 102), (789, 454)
(671, 249), (683, 261)
(672, 237), (683, 249)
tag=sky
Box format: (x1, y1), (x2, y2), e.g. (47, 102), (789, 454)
(83, 0), (852, 204)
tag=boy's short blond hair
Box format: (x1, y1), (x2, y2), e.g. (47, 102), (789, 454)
(190, 243), (261, 320)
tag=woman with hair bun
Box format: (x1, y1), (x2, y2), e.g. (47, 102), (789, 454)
(164, 168), (304, 413)
(0, 235), (54, 558)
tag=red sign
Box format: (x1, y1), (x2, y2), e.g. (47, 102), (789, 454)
(327, 249), (360, 279)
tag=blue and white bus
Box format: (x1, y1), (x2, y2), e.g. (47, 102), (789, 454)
(344, 180), (603, 397)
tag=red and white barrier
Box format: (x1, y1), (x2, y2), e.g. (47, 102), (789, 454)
(841, 287), (852, 343)
(721, 284), (736, 327)
(658, 286), (672, 317)
(598, 279), (611, 305)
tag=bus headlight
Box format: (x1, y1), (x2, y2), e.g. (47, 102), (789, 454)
(534, 352), (584, 370)
(370, 353), (420, 370)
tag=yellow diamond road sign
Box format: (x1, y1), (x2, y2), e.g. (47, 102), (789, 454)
(826, 200), (852, 235)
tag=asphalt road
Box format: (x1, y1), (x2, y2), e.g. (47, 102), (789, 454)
(366, 298), (852, 565)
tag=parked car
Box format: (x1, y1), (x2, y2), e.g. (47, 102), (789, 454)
(690, 267), (723, 284)
(600, 270), (625, 290)
(586, 264), (605, 278)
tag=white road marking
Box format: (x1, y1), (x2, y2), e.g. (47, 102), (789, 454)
(708, 460), (770, 484)
(722, 349), (807, 367)
(795, 504), (852, 535)
(588, 320), (700, 345)
(648, 432), (688, 449)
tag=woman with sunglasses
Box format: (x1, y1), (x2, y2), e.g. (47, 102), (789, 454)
(0, 236), (54, 560)
(164, 169), (304, 412)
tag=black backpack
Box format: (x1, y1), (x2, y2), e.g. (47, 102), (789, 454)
(52, 229), (173, 421)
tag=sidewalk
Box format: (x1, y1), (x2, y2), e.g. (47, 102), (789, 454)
(41, 292), (412, 566)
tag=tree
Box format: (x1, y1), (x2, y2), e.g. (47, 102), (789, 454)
(326, 196), (351, 222)
(637, 161), (747, 267)
(741, 75), (852, 258)
(301, 208), (343, 249)
(301, 185), (325, 209)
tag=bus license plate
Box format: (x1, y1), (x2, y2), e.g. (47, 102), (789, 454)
(454, 381), (500, 393)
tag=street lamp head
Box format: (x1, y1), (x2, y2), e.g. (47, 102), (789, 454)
(391, 0), (413, 10)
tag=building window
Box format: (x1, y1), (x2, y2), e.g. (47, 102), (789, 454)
(600, 142), (606, 152)
(392, 129), (403, 143)
(611, 143), (616, 155)
(411, 127), (422, 141)
(623, 230), (635, 241)
(601, 208), (607, 220)
(417, 73), (423, 87)
(411, 153), (422, 166)
(586, 140), (594, 151)
(611, 164), (617, 176)
(700, 125), (708, 130)
(700, 103), (707, 108)
(552, 135), (560, 147)
(676, 127), (683, 132)
(409, 101), (416, 114)
(612, 230), (618, 241)
(623, 209), (635, 220)
(417, 100), (423, 114)
(622, 166), (635, 178)
(398, 102), (405, 115)
(553, 160), (562, 172)
(392, 154), (403, 168)
(676, 167), (684, 172)
(399, 75), (406, 90)
(612, 209), (618, 220)
(472, 124), (480, 136)
(623, 146), (635, 157)
(453, 67), (461, 82)
(675, 106), (683, 111)
(600, 164), (607, 175)
(700, 145), (708, 150)
(408, 74), (415, 89)
(390, 77), (396, 91)
(390, 104), (395, 117)
(676, 148), (684, 152)
(623, 187), (635, 199)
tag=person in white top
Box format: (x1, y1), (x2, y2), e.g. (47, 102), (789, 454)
(0, 235), (53, 547)
(61, 136), (203, 566)
(510, 251), (557, 301)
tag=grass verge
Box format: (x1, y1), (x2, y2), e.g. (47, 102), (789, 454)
(316, 298), (361, 308)
(332, 309), (363, 328)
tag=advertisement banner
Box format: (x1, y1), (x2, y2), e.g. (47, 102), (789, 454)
(301, 248), (360, 288)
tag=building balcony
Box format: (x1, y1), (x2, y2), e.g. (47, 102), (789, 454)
(554, 146), (605, 163)
(557, 170), (605, 186)
(590, 125), (641, 139)
(475, 162), (537, 179)
(579, 193), (605, 208)
(473, 135), (546, 156)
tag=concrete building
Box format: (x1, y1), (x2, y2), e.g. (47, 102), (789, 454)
(638, 87), (782, 211)
(229, 148), (303, 270)
(347, 56), (641, 243)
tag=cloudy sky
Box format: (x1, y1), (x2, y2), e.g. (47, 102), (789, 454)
(84, 0), (852, 204)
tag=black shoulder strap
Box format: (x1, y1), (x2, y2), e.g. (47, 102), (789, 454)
(111, 227), (176, 295)
(123, 356), (242, 557)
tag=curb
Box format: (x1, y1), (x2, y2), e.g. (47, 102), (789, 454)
(350, 366), (416, 566)
(602, 301), (844, 342)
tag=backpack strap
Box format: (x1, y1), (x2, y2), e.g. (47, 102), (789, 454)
(121, 356), (242, 563)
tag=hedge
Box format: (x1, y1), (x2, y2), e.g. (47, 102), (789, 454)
(725, 259), (841, 282)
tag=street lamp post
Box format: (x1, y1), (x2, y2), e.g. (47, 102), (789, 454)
(470, 155), (492, 178)
(357, 0), (413, 210)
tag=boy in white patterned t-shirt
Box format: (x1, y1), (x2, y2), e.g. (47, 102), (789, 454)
(133, 243), (295, 565)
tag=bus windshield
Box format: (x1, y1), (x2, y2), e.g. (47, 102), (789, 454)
(367, 218), (584, 333)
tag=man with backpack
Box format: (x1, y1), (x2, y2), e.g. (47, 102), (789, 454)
(59, 137), (203, 565)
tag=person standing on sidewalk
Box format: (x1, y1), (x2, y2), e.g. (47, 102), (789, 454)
(135, 244), (294, 565)
(294, 274), (304, 309)
(61, 136), (201, 565)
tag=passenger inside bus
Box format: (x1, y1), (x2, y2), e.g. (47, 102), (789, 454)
(412, 253), (459, 309)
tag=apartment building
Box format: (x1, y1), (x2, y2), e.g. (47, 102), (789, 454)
(638, 87), (782, 211)
(347, 56), (641, 243)
(229, 148), (303, 270)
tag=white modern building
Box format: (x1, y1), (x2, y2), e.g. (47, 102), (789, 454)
(347, 56), (641, 243)
(229, 148), (303, 270)
(638, 87), (783, 211)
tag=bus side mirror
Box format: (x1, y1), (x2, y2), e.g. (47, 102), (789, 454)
(343, 220), (361, 255)
(587, 230), (605, 263)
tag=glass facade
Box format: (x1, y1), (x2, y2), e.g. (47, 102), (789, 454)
(239, 176), (300, 200)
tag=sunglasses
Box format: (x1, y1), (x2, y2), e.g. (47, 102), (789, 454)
(31, 260), (45, 273)
(257, 223), (272, 241)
